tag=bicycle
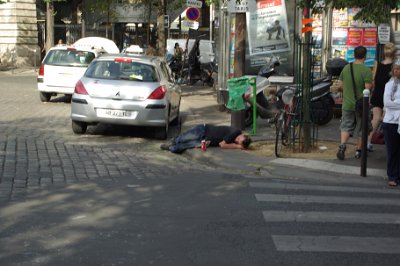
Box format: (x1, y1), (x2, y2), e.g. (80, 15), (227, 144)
(274, 86), (301, 157)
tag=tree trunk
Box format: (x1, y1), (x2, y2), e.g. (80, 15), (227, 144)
(146, 0), (152, 45)
(45, 2), (54, 53)
(233, 13), (246, 77)
(157, 0), (166, 56)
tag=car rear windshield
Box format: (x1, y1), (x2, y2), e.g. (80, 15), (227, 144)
(85, 60), (158, 82)
(43, 50), (95, 67)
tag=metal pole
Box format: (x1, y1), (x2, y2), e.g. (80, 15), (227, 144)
(250, 76), (257, 135)
(11, 51), (15, 74)
(360, 89), (370, 177)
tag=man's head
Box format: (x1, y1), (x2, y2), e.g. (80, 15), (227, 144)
(235, 134), (252, 149)
(354, 46), (367, 60)
(174, 43), (180, 48)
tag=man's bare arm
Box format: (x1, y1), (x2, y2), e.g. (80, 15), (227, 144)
(219, 141), (242, 149)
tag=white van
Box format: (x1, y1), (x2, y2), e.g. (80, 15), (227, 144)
(166, 39), (215, 63)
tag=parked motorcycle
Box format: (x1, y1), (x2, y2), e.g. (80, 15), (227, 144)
(244, 57), (344, 127)
(276, 76), (335, 126)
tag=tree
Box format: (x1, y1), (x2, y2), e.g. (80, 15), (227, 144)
(43, 0), (61, 53)
(298, 0), (398, 24)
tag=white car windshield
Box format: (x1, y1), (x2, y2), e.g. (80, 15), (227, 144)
(85, 61), (158, 82)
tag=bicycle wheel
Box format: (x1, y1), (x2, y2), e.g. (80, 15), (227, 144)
(275, 113), (288, 157)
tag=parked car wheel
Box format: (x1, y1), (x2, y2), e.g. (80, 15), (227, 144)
(72, 120), (87, 134)
(154, 123), (169, 140)
(39, 92), (51, 102)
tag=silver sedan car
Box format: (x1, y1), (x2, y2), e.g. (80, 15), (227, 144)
(70, 54), (181, 139)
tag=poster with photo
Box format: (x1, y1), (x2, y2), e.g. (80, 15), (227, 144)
(347, 28), (363, 46)
(247, 0), (290, 55)
(332, 28), (348, 46)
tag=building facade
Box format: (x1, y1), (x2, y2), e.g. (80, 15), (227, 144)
(0, 0), (38, 69)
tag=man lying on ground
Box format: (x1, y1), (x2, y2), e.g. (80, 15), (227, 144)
(160, 124), (252, 154)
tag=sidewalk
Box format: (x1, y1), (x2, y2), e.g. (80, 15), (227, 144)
(179, 84), (387, 179)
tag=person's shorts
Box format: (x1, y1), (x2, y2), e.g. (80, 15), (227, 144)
(340, 109), (371, 137)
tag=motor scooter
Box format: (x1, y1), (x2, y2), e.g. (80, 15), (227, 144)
(244, 57), (341, 127)
(243, 57), (280, 127)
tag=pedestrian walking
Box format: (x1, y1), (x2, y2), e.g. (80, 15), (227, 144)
(336, 46), (373, 160)
(382, 58), (400, 187)
(160, 124), (252, 154)
(368, 42), (396, 151)
(145, 43), (157, 56)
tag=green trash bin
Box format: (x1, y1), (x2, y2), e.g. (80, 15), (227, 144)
(226, 76), (251, 130)
(226, 76), (249, 111)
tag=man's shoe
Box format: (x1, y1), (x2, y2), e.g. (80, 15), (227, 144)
(355, 150), (362, 159)
(160, 143), (171, 151)
(336, 144), (346, 160)
(367, 143), (374, 152)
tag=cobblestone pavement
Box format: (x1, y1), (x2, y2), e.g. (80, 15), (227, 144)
(0, 73), (208, 202)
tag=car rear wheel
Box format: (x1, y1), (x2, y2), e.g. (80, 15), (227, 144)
(72, 120), (87, 134)
(39, 92), (51, 102)
(154, 123), (169, 140)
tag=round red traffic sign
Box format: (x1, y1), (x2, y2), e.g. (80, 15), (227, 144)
(186, 7), (200, 21)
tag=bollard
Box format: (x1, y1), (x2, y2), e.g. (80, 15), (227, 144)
(34, 49), (37, 72)
(360, 89), (370, 177)
(249, 77), (257, 135)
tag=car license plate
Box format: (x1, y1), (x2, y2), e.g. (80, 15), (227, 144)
(96, 108), (137, 118)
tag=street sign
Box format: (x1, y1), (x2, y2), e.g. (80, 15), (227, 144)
(186, 7), (200, 21)
(378, 24), (390, 44)
(186, 0), (202, 8)
(227, 0), (256, 13)
(164, 15), (169, 28)
(181, 20), (199, 29)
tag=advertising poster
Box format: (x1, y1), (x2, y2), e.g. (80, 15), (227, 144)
(333, 8), (348, 27)
(347, 28), (363, 46)
(332, 28), (348, 45)
(247, 0), (290, 55)
(229, 17), (236, 79)
(346, 46), (376, 67)
(363, 28), (377, 46)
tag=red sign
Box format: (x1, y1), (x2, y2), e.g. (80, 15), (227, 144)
(363, 28), (377, 46)
(186, 7), (200, 21)
(347, 28), (363, 46)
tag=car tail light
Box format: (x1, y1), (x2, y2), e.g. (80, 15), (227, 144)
(115, 58), (132, 63)
(74, 80), (88, 95)
(148, 85), (166, 99)
(67, 47), (77, 51)
(38, 64), (44, 76)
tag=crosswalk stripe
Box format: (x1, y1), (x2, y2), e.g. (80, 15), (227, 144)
(255, 193), (400, 206)
(263, 211), (400, 224)
(272, 235), (400, 254)
(249, 181), (400, 195)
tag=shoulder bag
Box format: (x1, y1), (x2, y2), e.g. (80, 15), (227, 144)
(349, 63), (364, 116)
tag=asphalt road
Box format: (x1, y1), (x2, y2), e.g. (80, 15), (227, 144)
(1, 72), (400, 266)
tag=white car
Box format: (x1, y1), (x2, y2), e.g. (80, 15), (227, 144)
(37, 45), (107, 102)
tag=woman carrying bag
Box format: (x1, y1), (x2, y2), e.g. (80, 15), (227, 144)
(368, 42), (396, 149)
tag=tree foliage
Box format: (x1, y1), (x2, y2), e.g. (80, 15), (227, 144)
(298, 0), (398, 24)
